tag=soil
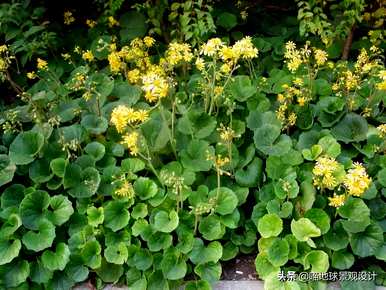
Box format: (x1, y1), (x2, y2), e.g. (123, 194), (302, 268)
(221, 255), (258, 281)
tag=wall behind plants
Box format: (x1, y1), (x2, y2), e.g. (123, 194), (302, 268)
(0, 1), (385, 290)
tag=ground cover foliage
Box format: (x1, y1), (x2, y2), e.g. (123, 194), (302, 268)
(0, 0), (385, 289)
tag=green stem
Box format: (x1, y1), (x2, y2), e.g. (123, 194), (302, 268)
(159, 103), (177, 159)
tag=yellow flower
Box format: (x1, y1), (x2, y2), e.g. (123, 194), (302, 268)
(313, 156), (341, 189)
(165, 42), (193, 65)
(82, 50), (94, 62)
(62, 53), (71, 60)
(195, 57), (205, 71)
(220, 63), (231, 74)
(343, 162), (371, 197)
(108, 16), (119, 27)
(220, 46), (235, 61)
(377, 124), (386, 137)
(314, 49), (328, 66)
(214, 86), (223, 96)
(0, 44), (7, 53)
(64, 11), (75, 25)
(143, 36), (155, 47)
(27, 71), (37, 79)
(37, 58), (48, 70)
(141, 72), (169, 102)
(115, 179), (135, 198)
(200, 38), (223, 57)
(297, 97), (306, 106)
(108, 51), (121, 74)
(231, 36), (258, 59)
(277, 94), (285, 103)
(328, 194), (346, 208)
(288, 112), (297, 126)
(121, 131), (139, 155)
(127, 69), (141, 84)
(217, 125), (237, 143)
(134, 109), (149, 123)
(111, 105), (130, 133)
(86, 19), (97, 28)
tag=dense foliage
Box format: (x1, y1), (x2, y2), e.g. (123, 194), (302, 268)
(0, 0), (385, 289)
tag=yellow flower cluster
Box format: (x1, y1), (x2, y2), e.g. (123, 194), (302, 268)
(217, 124), (237, 143)
(0, 44), (13, 72)
(313, 157), (372, 207)
(82, 50), (94, 62)
(37, 58), (48, 70)
(108, 16), (119, 27)
(121, 131), (139, 155)
(312, 156), (341, 189)
(64, 11), (75, 25)
(141, 72), (169, 103)
(377, 70), (386, 91)
(343, 163), (371, 197)
(377, 124), (386, 137)
(200, 36), (258, 61)
(284, 41), (328, 72)
(110, 105), (149, 133)
(86, 19), (97, 28)
(165, 43), (193, 65)
(328, 194), (346, 208)
(27, 71), (37, 79)
(108, 51), (122, 74)
(115, 178), (135, 198)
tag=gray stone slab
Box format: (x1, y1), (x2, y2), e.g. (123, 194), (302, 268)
(73, 281), (386, 290)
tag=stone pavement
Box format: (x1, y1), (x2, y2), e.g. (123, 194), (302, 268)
(73, 281), (386, 290)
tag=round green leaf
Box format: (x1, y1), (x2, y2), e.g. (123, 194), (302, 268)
(304, 250), (329, 272)
(331, 113), (368, 143)
(105, 242), (128, 265)
(104, 200), (130, 232)
(194, 262), (222, 283)
(87, 206), (104, 227)
(350, 222), (384, 257)
(199, 215), (225, 241)
(209, 187), (238, 215)
(0, 155), (16, 187)
(180, 140), (214, 172)
(323, 220), (349, 251)
(267, 238), (289, 267)
(81, 114), (108, 134)
(255, 253), (280, 280)
(0, 240), (21, 265)
(332, 250), (354, 270)
(185, 280), (211, 290)
(41, 243), (70, 271)
(304, 208), (330, 234)
(235, 157), (263, 187)
(0, 260), (30, 288)
(95, 258), (123, 283)
(30, 260), (53, 284)
(47, 195), (74, 226)
(161, 249), (187, 280)
(189, 239), (223, 265)
(291, 218), (321, 242)
(9, 131), (44, 165)
(131, 203), (148, 219)
(258, 213), (283, 238)
(85, 142), (105, 161)
(134, 177), (158, 200)
(151, 210), (179, 233)
(81, 240), (101, 269)
(22, 220), (55, 252)
(19, 190), (50, 230)
(67, 166), (101, 198)
(50, 158), (68, 178)
(0, 213), (22, 237)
